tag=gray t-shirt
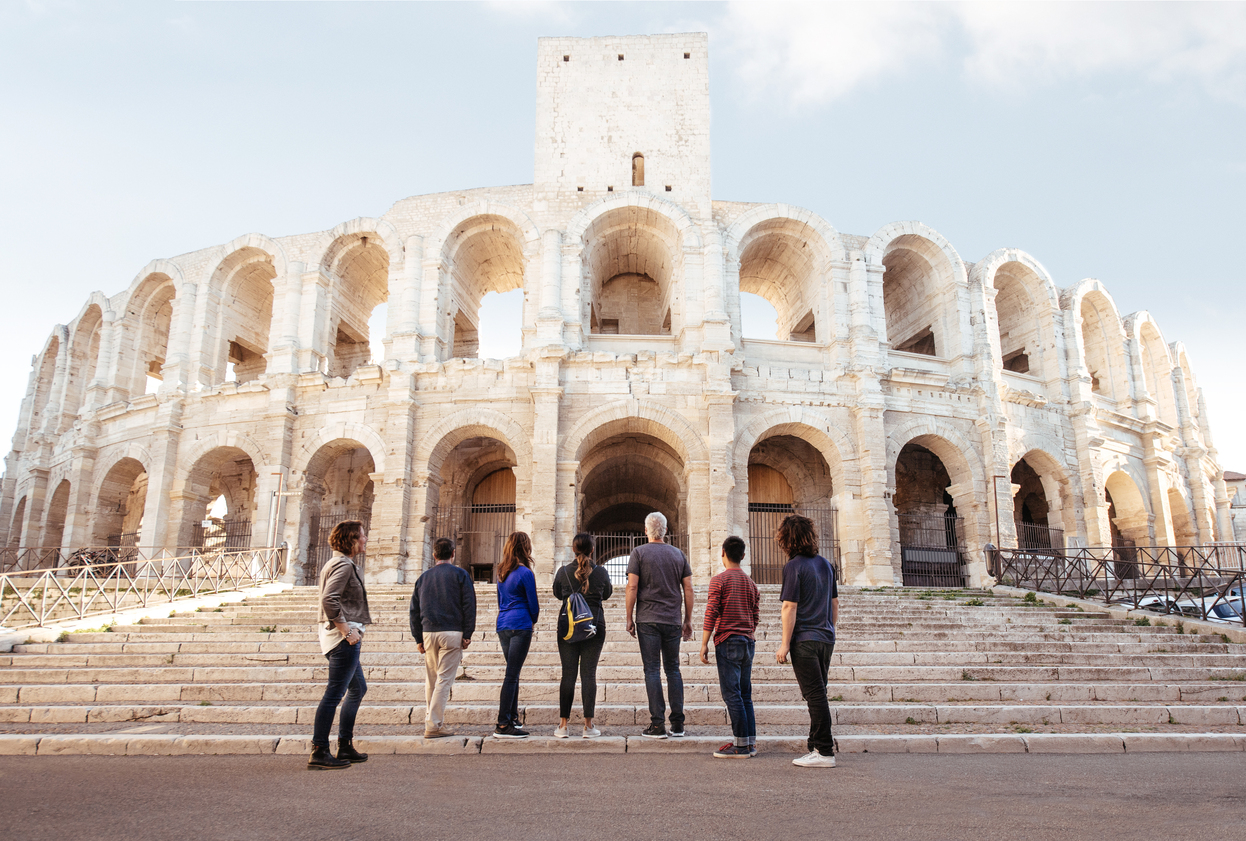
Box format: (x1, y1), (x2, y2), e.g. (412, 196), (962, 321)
(627, 542), (692, 625)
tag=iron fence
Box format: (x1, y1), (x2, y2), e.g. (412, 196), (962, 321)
(993, 544), (1246, 627)
(0, 546), (199, 574)
(747, 504), (841, 585)
(305, 508), (372, 585)
(191, 519), (252, 552)
(1015, 521), (1065, 552)
(0, 546), (286, 629)
(898, 512), (967, 587)
(432, 504), (516, 582)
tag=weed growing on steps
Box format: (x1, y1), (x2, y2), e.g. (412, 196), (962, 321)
(1209, 672), (1246, 682)
(1176, 621), (1185, 634)
(1219, 696), (1229, 702)
(961, 670), (978, 681)
(198, 700), (212, 706)
(1134, 617), (1151, 627)
(828, 695), (843, 702)
(904, 717), (919, 725)
(1058, 619), (1072, 625)
(1023, 592), (1038, 604)
(56, 631), (70, 643)
(1014, 725), (1033, 733)
(963, 598), (984, 606)
(259, 625), (276, 633)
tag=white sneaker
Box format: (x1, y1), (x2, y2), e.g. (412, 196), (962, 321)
(792, 750), (836, 768)
(582, 726), (601, 739)
(553, 725), (569, 739)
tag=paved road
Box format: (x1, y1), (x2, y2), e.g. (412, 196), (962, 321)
(3, 752), (1244, 841)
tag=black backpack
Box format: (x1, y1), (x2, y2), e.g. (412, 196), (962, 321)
(557, 567), (598, 643)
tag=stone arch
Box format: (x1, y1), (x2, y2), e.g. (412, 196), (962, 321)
(971, 249), (1064, 385)
(8, 496), (27, 549)
(431, 206), (539, 359)
(315, 224), (395, 378)
(566, 192), (702, 250)
(415, 408), (533, 485)
(1171, 343), (1201, 427)
(1166, 485), (1198, 547)
(316, 218), (403, 275)
(295, 423), (388, 478)
(865, 221), (967, 359)
(1064, 279), (1130, 403)
(1009, 446), (1077, 546)
(886, 417), (984, 491)
(42, 479), (71, 551)
(560, 399), (709, 467)
(1126, 312), (1177, 426)
(204, 241), (281, 385)
(29, 329), (65, 436)
(120, 262), (183, 396)
(1103, 468), (1152, 554)
(293, 436), (380, 584)
(92, 455), (149, 546)
(62, 300), (108, 421)
(175, 431), (268, 487)
(723, 204), (843, 343)
(731, 407), (860, 495)
(173, 438), (265, 551)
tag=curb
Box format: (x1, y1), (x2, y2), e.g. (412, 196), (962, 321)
(1, 732), (1243, 757)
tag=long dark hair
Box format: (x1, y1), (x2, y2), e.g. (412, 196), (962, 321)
(497, 531), (532, 583)
(776, 514), (818, 559)
(328, 520), (364, 555)
(572, 533), (595, 593)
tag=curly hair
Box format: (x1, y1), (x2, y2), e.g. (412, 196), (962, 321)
(328, 520), (365, 555)
(497, 531), (533, 583)
(775, 514), (818, 559)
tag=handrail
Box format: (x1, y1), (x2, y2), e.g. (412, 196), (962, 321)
(0, 547), (286, 630)
(0, 546), (213, 574)
(992, 544), (1246, 627)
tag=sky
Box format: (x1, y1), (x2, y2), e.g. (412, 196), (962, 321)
(1, 0), (1244, 472)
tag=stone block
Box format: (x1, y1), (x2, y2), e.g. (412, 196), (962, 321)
(172, 735), (279, 755)
(1166, 706), (1240, 725)
(839, 735), (938, 754)
(18, 684), (96, 704)
(0, 707), (32, 722)
(1060, 706), (1167, 725)
(624, 736), (714, 753)
(95, 684), (183, 703)
(37, 735), (130, 756)
(0, 735), (39, 755)
(936, 735), (1027, 754)
(85, 706), (177, 723)
(1123, 733), (1245, 752)
(483, 736), (625, 754)
(125, 735), (186, 756)
(1022, 734), (1125, 754)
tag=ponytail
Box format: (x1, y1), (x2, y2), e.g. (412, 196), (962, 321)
(571, 533), (595, 593)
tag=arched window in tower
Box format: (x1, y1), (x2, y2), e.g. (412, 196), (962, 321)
(632, 153), (644, 187)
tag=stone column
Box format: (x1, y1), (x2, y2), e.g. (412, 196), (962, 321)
(530, 348), (565, 584)
(701, 229), (731, 351)
(850, 399), (896, 585)
(267, 261), (305, 375)
(703, 392), (737, 584)
(297, 267), (332, 374)
(370, 370), (417, 583)
(417, 257), (444, 361)
(61, 444), (99, 548)
(388, 236), (423, 361)
(560, 237), (584, 349)
(162, 280), (197, 391)
(538, 229), (563, 339)
(137, 400), (184, 551)
(187, 277), (222, 389)
(18, 468), (49, 549)
(96, 310), (128, 407)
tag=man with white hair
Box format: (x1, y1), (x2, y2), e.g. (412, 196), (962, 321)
(625, 511), (694, 739)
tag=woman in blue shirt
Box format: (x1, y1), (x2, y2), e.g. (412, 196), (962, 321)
(493, 531), (540, 738)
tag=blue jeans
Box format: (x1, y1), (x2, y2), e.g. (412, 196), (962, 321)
(714, 635), (756, 747)
(637, 622), (684, 730)
(312, 638), (367, 748)
(497, 628), (533, 728)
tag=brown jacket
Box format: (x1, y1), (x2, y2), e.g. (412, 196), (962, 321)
(318, 552), (372, 628)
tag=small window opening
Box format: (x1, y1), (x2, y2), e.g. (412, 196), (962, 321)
(632, 153), (644, 187)
(684, 52), (691, 59)
(577, 186), (584, 192)
(607, 186), (613, 192)
(895, 327), (936, 357)
(563, 55), (570, 62)
(618, 54), (624, 61)
(665, 185), (672, 192)
(1002, 350), (1030, 374)
(600, 318), (620, 334)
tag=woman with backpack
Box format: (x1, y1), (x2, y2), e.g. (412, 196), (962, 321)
(493, 531), (539, 739)
(552, 533), (613, 738)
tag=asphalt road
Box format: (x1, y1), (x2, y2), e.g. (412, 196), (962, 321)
(3, 752), (1244, 841)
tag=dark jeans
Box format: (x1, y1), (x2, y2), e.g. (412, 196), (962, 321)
(497, 628), (533, 727)
(790, 638), (835, 756)
(557, 631), (606, 719)
(637, 622), (684, 729)
(312, 639), (367, 748)
(714, 635), (756, 746)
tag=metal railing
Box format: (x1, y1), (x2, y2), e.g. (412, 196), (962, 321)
(591, 533), (690, 587)
(0, 546), (215, 574)
(1014, 521), (1065, 551)
(0, 546), (286, 630)
(899, 513), (967, 587)
(993, 544), (1246, 627)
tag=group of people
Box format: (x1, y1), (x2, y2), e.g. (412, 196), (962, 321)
(308, 511), (839, 771)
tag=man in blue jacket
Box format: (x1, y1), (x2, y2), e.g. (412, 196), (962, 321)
(410, 538), (476, 738)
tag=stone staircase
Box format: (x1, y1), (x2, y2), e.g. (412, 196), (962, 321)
(2, 584), (1245, 755)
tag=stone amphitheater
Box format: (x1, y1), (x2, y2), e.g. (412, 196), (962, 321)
(1, 32), (1243, 757)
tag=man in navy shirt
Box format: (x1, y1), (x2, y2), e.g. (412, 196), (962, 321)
(775, 514), (839, 768)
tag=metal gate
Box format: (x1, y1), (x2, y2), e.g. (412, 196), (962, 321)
(747, 504), (839, 585)
(589, 533), (690, 587)
(307, 508), (371, 585)
(1015, 521), (1065, 553)
(433, 504), (516, 583)
(898, 512), (966, 587)
(191, 519), (252, 554)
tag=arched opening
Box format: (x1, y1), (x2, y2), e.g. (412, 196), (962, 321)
(632, 152), (645, 187)
(746, 436), (837, 583)
(179, 447), (258, 552)
(127, 275), (176, 396)
(430, 436), (517, 582)
(1177, 352), (1200, 427)
(213, 249), (276, 384)
(1104, 471), (1150, 578)
(29, 337), (59, 435)
(1138, 322), (1176, 425)
(63, 306), (103, 420)
(1010, 457), (1064, 550)
(1078, 293), (1123, 401)
(299, 440), (377, 584)
(578, 430), (687, 585)
(882, 236), (955, 358)
(738, 219), (826, 343)
(8, 497), (27, 549)
(476, 289), (524, 359)
(323, 234), (389, 377)
(1167, 487), (1197, 547)
(43, 480), (71, 552)
(93, 458), (147, 548)
(584, 206), (681, 337)
(993, 263), (1041, 375)
(444, 216), (526, 360)
(893, 441), (966, 586)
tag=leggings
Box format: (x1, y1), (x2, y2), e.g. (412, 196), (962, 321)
(557, 632), (606, 719)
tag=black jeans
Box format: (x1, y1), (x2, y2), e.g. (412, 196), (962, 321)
(637, 622), (685, 729)
(557, 631), (606, 719)
(497, 628), (533, 727)
(790, 639), (835, 756)
(312, 638), (367, 748)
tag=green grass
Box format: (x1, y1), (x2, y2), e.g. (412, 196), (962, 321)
(1023, 592), (1038, 604)
(828, 695), (843, 702)
(1057, 618), (1072, 625)
(963, 598), (984, 607)
(1134, 617), (1151, 627)
(904, 717), (919, 725)
(258, 625), (276, 633)
(961, 670), (978, 682)
(1209, 673), (1246, 682)
(198, 700), (212, 706)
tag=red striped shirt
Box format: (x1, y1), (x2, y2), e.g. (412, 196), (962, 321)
(703, 567), (760, 646)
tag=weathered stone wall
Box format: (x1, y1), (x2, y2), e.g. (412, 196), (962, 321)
(0, 34), (1234, 588)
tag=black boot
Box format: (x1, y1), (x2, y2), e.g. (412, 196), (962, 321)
(308, 745), (351, 770)
(337, 739), (368, 764)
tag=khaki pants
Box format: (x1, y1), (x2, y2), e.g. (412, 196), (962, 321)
(423, 631), (464, 731)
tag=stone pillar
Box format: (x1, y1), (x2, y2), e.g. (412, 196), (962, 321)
(162, 280), (198, 391)
(297, 267), (332, 374)
(1142, 443), (1174, 547)
(96, 310), (128, 407)
(137, 400), (184, 550)
(417, 257), (443, 361)
(850, 400), (896, 584)
(18, 468), (49, 548)
(369, 371), (417, 584)
(267, 261), (305, 375)
(704, 392), (737, 584)
(560, 237), (584, 350)
(61, 444), (99, 548)
(187, 277), (222, 389)
(530, 348), (565, 584)
(388, 236), (423, 361)
(701, 229), (731, 351)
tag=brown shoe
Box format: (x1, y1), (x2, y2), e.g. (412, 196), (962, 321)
(424, 727), (455, 739)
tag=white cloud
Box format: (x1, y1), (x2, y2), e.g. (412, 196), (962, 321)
(720, 1), (1246, 105)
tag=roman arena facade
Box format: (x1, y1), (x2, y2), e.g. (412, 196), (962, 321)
(1, 34), (1235, 587)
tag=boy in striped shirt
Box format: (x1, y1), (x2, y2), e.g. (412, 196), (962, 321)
(700, 535), (760, 758)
